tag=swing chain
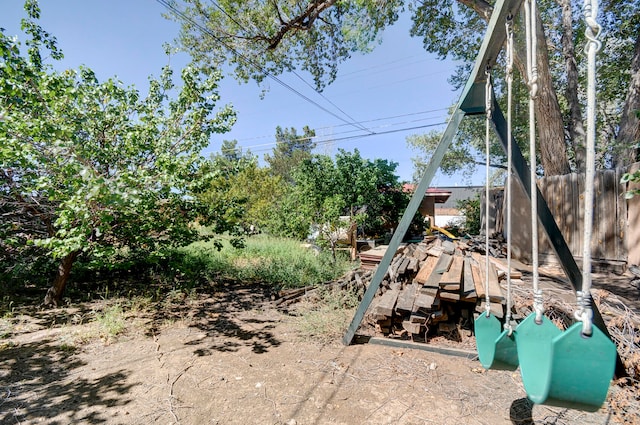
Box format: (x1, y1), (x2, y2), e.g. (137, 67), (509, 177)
(583, 0), (602, 54)
(578, 0), (600, 338)
(575, 290), (594, 336)
(504, 14), (514, 336)
(484, 66), (493, 317)
(533, 289), (544, 324)
(526, 0), (539, 99)
(485, 67), (493, 120)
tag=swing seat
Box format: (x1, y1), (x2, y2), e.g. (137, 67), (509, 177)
(475, 312), (519, 370)
(516, 316), (616, 411)
(514, 314), (561, 404)
(544, 322), (617, 411)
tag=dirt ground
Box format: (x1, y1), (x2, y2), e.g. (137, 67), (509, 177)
(0, 268), (637, 425)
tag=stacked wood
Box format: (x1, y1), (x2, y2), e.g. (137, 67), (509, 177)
(274, 235), (523, 344)
(359, 245), (389, 270)
(364, 236), (520, 340)
(466, 234), (508, 258)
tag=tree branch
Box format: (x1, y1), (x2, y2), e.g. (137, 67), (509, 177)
(456, 0), (494, 22)
(266, 0), (338, 50)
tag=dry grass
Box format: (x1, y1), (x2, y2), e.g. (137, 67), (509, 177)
(292, 287), (359, 343)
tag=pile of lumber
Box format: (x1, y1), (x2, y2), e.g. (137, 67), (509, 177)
(358, 245), (389, 270)
(366, 236), (521, 340)
(274, 235), (522, 344)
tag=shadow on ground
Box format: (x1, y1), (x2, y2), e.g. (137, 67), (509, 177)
(0, 339), (136, 424)
(146, 282), (282, 356)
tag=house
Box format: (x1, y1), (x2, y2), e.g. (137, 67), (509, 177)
(433, 186), (482, 227)
(403, 184), (482, 228)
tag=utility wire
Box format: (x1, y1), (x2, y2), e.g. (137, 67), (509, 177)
(158, 0), (373, 134)
(233, 121), (447, 154)
(234, 106), (450, 143)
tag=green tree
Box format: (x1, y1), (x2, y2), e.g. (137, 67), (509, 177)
(272, 149), (414, 248)
(264, 125), (316, 182)
(211, 139), (256, 178)
(457, 196), (481, 235)
(0, 2), (236, 305)
(167, 0), (640, 175)
(334, 149), (409, 237)
(197, 143), (284, 235)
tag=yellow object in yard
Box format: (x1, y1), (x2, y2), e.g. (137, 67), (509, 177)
(430, 225), (458, 240)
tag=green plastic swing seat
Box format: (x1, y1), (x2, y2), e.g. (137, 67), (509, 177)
(544, 322), (617, 411)
(475, 312), (519, 370)
(515, 314), (617, 411)
(514, 314), (561, 403)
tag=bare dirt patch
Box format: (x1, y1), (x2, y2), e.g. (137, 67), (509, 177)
(0, 278), (634, 425)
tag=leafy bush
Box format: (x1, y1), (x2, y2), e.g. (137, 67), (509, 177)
(457, 196), (481, 235)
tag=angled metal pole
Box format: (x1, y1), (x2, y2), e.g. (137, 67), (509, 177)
(342, 109), (465, 345)
(342, 0), (525, 346)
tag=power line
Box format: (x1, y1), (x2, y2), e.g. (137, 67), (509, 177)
(158, 0), (374, 134)
(231, 106), (450, 144)
(291, 70), (374, 134)
(241, 121), (448, 154)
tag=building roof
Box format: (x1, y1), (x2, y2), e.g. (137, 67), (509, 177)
(402, 184), (481, 207)
(434, 186), (483, 209)
(403, 184), (451, 203)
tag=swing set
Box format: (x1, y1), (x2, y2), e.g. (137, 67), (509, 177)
(343, 0), (622, 412)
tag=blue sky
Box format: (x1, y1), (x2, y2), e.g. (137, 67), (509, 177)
(3, 0), (471, 184)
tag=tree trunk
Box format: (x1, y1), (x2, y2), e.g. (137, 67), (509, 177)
(512, 7), (572, 176)
(43, 250), (79, 307)
(533, 12), (572, 176)
(560, 0), (586, 172)
(616, 32), (640, 166)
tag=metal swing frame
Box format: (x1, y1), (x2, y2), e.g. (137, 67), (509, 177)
(341, 0), (625, 379)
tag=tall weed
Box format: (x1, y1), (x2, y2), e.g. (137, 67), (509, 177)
(178, 235), (351, 289)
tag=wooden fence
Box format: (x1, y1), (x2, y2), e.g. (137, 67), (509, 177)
(486, 164), (640, 269)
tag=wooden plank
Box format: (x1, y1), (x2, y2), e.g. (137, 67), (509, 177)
(470, 257), (485, 298)
(373, 288), (400, 317)
(487, 256), (522, 279)
(413, 291), (436, 312)
(486, 261), (504, 301)
(407, 257), (419, 273)
(395, 282), (418, 313)
(615, 168), (627, 261)
(601, 170), (617, 260)
(441, 283), (460, 292)
(434, 253), (454, 274)
(595, 171), (604, 260)
(461, 257), (477, 300)
(409, 312), (428, 323)
(439, 291), (461, 302)
(470, 255), (504, 302)
(423, 267), (444, 289)
(426, 247), (443, 257)
(397, 257), (411, 275)
(440, 255), (463, 287)
(414, 247), (429, 261)
(402, 320), (423, 334)
(414, 256), (439, 284)
(442, 240), (456, 254)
